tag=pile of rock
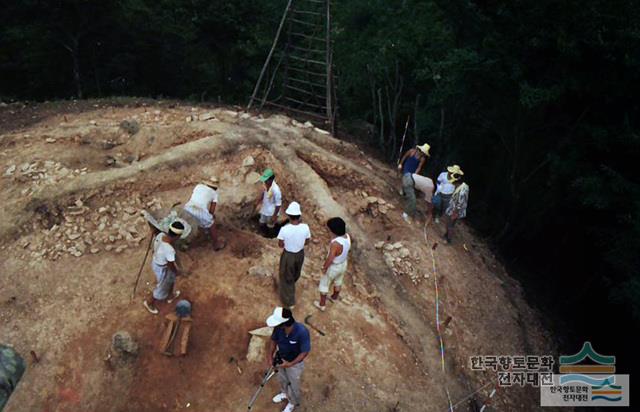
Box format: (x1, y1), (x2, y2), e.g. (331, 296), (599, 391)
(21, 195), (161, 262)
(4, 160), (87, 195)
(374, 240), (428, 285)
(350, 190), (395, 218)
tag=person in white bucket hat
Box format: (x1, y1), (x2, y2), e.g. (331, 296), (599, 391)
(276, 202), (311, 308)
(265, 307), (311, 412)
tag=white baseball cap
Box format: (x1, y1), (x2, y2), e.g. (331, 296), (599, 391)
(266, 307), (290, 327)
(285, 201), (302, 216)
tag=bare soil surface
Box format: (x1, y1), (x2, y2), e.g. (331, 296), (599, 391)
(1, 99), (557, 411)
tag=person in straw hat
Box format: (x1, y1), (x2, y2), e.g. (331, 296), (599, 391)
(183, 176), (226, 250)
(143, 221), (185, 314)
(276, 201), (311, 308)
(397, 143), (431, 223)
(444, 169), (469, 243)
(433, 165), (463, 223)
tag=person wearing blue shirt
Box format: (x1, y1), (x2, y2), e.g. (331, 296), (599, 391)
(397, 143), (431, 223)
(265, 307), (311, 412)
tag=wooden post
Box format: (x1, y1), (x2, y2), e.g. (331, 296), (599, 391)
(325, 0), (333, 133)
(248, 0), (293, 109)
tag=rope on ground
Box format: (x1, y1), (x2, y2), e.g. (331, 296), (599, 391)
(424, 221), (453, 412)
(425, 220), (504, 411)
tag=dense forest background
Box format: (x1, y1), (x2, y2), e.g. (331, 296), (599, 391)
(1, 0), (638, 370)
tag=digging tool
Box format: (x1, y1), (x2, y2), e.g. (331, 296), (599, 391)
(304, 314), (326, 336)
(396, 115), (411, 167)
(247, 352), (283, 410)
(131, 232), (154, 300)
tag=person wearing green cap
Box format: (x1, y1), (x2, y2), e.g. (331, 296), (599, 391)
(255, 168), (282, 237)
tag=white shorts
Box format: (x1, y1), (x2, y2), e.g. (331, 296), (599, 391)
(319, 260), (348, 294)
(259, 213), (275, 228)
(184, 204), (214, 229)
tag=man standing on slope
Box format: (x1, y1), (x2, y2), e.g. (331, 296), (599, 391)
(277, 202), (311, 308)
(266, 307), (311, 412)
(183, 176), (225, 250)
(314, 217), (351, 312)
(432, 165), (462, 223)
(143, 221), (184, 314)
(397, 143), (431, 223)
(256, 168), (282, 237)
(444, 170), (469, 244)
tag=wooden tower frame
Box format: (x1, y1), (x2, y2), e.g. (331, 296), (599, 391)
(247, 0), (336, 134)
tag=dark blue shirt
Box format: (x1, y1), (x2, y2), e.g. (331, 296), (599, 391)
(402, 154), (420, 175)
(271, 322), (311, 362)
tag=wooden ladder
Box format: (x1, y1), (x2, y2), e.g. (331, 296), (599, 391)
(248, 0), (337, 134)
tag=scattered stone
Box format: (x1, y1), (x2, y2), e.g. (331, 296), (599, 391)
(124, 207), (136, 215)
(383, 243), (394, 251)
(198, 112), (216, 121)
(185, 115), (193, 122)
(314, 127), (330, 135)
(242, 156), (255, 167)
(112, 331), (139, 356)
(4, 165), (15, 176)
(45, 138), (56, 143)
(119, 119), (140, 135)
(67, 233), (82, 240)
(246, 335), (265, 362)
(248, 327), (273, 337)
(399, 248), (411, 258)
(105, 245), (114, 251)
(239, 113), (251, 120)
(374, 241), (385, 249)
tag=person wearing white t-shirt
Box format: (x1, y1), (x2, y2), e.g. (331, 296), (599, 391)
(314, 217), (351, 312)
(184, 176), (226, 250)
(143, 221), (184, 315)
(255, 168), (283, 237)
(433, 165), (462, 223)
(277, 202), (311, 308)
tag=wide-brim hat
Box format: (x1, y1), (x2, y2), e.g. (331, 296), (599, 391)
(202, 176), (219, 188)
(259, 168), (275, 182)
(285, 201), (302, 216)
(417, 143), (431, 156)
(447, 165), (464, 182)
(169, 221), (185, 236)
(266, 307), (290, 327)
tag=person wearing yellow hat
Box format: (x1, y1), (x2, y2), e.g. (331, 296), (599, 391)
(183, 176), (225, 250)
(444, 171), (469, 244)
(433, 165), (463, 223)
(143, 221), (185, 314)
(397, 143), (431, 223)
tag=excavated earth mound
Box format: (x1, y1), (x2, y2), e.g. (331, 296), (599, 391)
(0, 99), (556, 412)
